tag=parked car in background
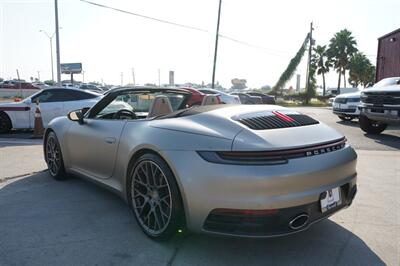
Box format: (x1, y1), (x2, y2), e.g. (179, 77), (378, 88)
(198, 88), (240, 104)
(358, 77), (400, 134)
(44, 86), (357, 240)
(0, 88), (102, 133)
(79, 83), (103, 93)
(332, 91), (361, 121)
(180, 87), (221, 107)
(32, 82), (50, 90)
(0, 80), (41, 90)
(247, 91), (276, 104)
(231, 92), (262, 104)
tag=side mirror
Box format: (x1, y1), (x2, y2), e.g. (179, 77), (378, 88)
(68, 110), (84, 125)
(81, 107), (90, 115)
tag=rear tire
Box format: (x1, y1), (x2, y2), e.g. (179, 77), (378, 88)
(45, 132), (67, 180)
(359, 115), (387, 134)
(0, 112), (12, 134)
(128, 153), (185, 241)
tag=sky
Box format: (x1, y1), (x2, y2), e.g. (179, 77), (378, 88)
(0, 0), (399, 89)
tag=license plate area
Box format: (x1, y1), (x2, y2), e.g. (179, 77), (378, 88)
(320, 187), (342, 213)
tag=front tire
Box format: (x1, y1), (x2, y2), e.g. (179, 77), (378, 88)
(45, 132), (67, 180)
(129, 153), (185, 240)
(0, 112), (12, 134)
(359, 115), (387, 134)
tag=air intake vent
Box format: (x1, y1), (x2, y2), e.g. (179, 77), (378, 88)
(237, 113), (319, 130)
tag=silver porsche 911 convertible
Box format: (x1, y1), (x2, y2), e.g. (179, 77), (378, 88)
(43, 87), (357, 240)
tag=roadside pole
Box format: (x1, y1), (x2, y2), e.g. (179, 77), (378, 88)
(211, 0), (222, 89)
(54, 0), (61, 86)
(131, 68), (135, 86)
(306, 22), (314, 94)
(16, 69), (22, 97)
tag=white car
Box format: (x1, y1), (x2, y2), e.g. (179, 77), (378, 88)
(332, 91), (361, 121)
(198, 88), (241, 104)
(0, 88), (102, 133)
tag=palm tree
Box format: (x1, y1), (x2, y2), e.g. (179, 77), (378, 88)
(327, 29), (358, 93)
(313, 45), (331, 96)
(349, 52), (375, 87)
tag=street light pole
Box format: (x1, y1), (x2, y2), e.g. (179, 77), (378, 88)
(54, 0), (62, 86)
(39, 30), (55, 82)
(211, 0), (222, 89)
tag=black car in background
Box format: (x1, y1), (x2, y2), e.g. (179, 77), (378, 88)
(247, 92), (276, 104)
(230, 92), (262, 104)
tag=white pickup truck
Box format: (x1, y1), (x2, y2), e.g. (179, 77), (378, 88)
(358, 77), (400, 134)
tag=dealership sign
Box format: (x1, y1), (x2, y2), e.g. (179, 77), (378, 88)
(61, 63), (82, 74)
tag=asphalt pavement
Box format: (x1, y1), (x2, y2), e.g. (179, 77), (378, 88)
(0, 107), (399, 266)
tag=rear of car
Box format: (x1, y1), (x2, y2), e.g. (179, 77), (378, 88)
(198, 88), (240, 104)
(247, 92), (276, 104)
(332, 91), (361, 121)
(152, 105), (357, 237)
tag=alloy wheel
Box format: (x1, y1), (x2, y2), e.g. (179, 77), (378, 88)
(46, 135), (61, 176)
(131, 160), (172, 236)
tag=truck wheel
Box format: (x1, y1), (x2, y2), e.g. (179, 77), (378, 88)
(359, 115), (387, 134)
(0, 112), (12, 134)
(338, 115), (353, 121)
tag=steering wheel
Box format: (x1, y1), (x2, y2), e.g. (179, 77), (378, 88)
(113, 109), (137, 120)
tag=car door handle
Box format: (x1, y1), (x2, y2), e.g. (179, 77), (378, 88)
(104, 137), (116, 144)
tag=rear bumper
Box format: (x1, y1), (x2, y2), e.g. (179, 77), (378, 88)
(161, 145), (357, 237)
(203, 182), (357, 237)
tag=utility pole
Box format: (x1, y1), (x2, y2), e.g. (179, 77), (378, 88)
(16, 69), (22, 97)
(39, 30), (55, 82)
(54, 0), (62, 85)
(211, 0), (222, 89)
(131, 68), (135, 86)
(158, 69), (160, 87)
(37, 71), (40, 81)
(120, 72), (124, 86)
(82, 71), (85, 83)
(306, 22), (314, 95)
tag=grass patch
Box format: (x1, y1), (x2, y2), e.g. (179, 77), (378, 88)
(277, 98), (330, 107)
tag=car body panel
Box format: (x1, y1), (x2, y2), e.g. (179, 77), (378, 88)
(45, 87), (357, 237)
(359, 77), (400, 124)
(0, 88), (101, 130)
(332, 91), (361, 118)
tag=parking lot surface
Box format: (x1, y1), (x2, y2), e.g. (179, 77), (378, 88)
(0, 107), (399, 266)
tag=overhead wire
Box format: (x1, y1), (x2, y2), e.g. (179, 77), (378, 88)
(80, 0), (291, 56)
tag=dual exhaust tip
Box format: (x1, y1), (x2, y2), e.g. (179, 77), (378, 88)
(289, 213), (309, 230)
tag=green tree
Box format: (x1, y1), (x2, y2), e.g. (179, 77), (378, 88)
(348, 52), (375, 87)
(313, 45), (331, 96)
(0, 77), (3, 82)
(44, 80), (56, 86)
(273, 34), (309, 96)
(327, 29), (358, 93)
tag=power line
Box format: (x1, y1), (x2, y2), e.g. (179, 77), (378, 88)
(80, 0), (209, 33)
(80, 0), (290, 56)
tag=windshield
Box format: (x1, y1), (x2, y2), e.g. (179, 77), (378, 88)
(93, 90), (189, 119)
(373, 77), (400, 87)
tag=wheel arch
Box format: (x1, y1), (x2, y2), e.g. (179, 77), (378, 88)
(125, 148), (188, 225)
(0, 111), (13, 129)
(125, 147), (187, 212)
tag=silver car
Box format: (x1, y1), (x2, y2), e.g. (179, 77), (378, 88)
(44, 87), (357, 240)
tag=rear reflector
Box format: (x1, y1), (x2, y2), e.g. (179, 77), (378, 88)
(211, 208), (278, 217)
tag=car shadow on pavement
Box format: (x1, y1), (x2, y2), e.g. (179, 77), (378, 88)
(364, 133), (400, 150)
(0, 172), (385, 266)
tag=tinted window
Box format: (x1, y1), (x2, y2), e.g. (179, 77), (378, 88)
(31, 91), (56, 103)
(63, 90), (98, 101)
